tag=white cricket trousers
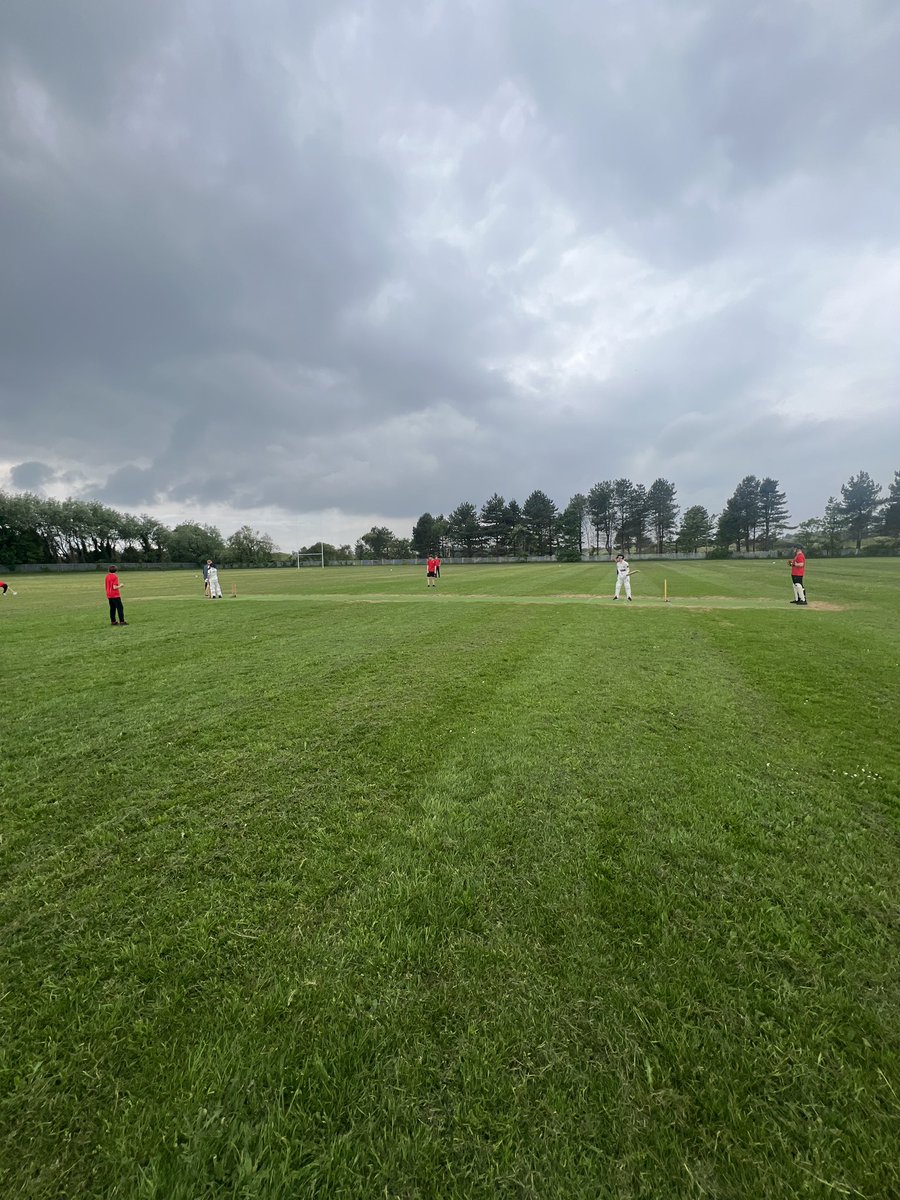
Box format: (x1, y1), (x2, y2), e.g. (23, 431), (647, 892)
(208, 572), (223, 598)
(615, 575), (632, 599)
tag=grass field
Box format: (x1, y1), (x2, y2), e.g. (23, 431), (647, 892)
(2, 559), (899, 1199)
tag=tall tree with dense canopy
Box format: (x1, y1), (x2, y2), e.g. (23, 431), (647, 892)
(718, 476), (761, 551)
(794, 517), (826, 556)
(611, 479), (634, 551)
(0, 491), (44, 563)
(502, 499), (523, 555)
(58, 498), (90, 561)
(840, 471), (883, 550)
(356, 526), (396, 559)
(757, 478), (789, 549)
(136, 514), (167, 561)
(432, 515), (449, 557)
(116, 513), (144, 561)
(570, 493), (588, 553)
(522, 490), (558, 555)
(85, 500), (120, 560)
(556, 494), (588, 561)
(716, 497), (742, 552)
(678, 505), (713, 553)
(586, 481), (614, 554)
(822, 496), (847, 556)
(625, 484), (651, 553)
(166, 523), (226, 563)
(501, 499), (527, 556)
(411, 512), (439, 557)
(446, 501), (481, 555)
(479, 494), (507, 554)
(31, 496), (65, 562)
(880, 471), (900, 540)
(647, 478), (678, 553)
(736, 475), (762, 550)
(226, 525), (277, 563)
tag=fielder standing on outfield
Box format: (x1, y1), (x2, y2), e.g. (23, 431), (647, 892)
(788, 545), (808, 605)
(613, 553), (633, 601)
(104, 565), (128, 626)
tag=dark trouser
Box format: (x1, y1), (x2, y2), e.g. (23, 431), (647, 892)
(108, 597), (125, 624)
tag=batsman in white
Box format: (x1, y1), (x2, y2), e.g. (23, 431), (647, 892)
(207, 562), (223, 599)
(613, 553), (633, 601)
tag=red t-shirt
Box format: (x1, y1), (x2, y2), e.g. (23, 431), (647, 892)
(789, 552), (805, 576)
(105, 572), (121, 598)
(426, 558), (436, 573)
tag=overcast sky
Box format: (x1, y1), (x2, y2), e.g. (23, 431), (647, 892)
(2, 0), (899, 549)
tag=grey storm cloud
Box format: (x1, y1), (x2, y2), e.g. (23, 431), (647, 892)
(9, 460), (54, 491)
(1, 0), (899, 546)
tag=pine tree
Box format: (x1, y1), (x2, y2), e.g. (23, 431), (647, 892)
(479, 494), (507, 554)
(626, 484), (651, 554)
(522, 490), (558, 556)
(677, 506), (712, 553)
(611, 479), (634, 551)
(647, 478), (678, 553)
(822, 496), (847, 556)
(503, 500), (525, 556)
(840, 471), (884, 550)
(556, 495), (587, 561)
(716, 499), (741, 552)
(446, 502), (481, 555)
(411, 513), (438, 557)
(586, 481), (614, 554)
(719, 476), (761, 551)
(758, 478), (789, 549)
(880, 471), (900, 540)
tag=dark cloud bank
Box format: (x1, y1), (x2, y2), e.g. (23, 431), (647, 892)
(2, 0), (898, 546)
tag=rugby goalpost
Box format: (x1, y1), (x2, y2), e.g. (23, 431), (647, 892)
(296, 543), (326, 568)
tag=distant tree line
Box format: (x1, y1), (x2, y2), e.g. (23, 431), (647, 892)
(793, 470), (900, 556)
(3, 468), (897, 566)
(358, 469), (900, 560)
(0, 492), (278, 566)
(366, 479), (684, 561)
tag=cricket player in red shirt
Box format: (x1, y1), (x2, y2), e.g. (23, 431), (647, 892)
(788, 546), (807, 605)
(426, 556), (438, 588)
(105, 566), (128, 625)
